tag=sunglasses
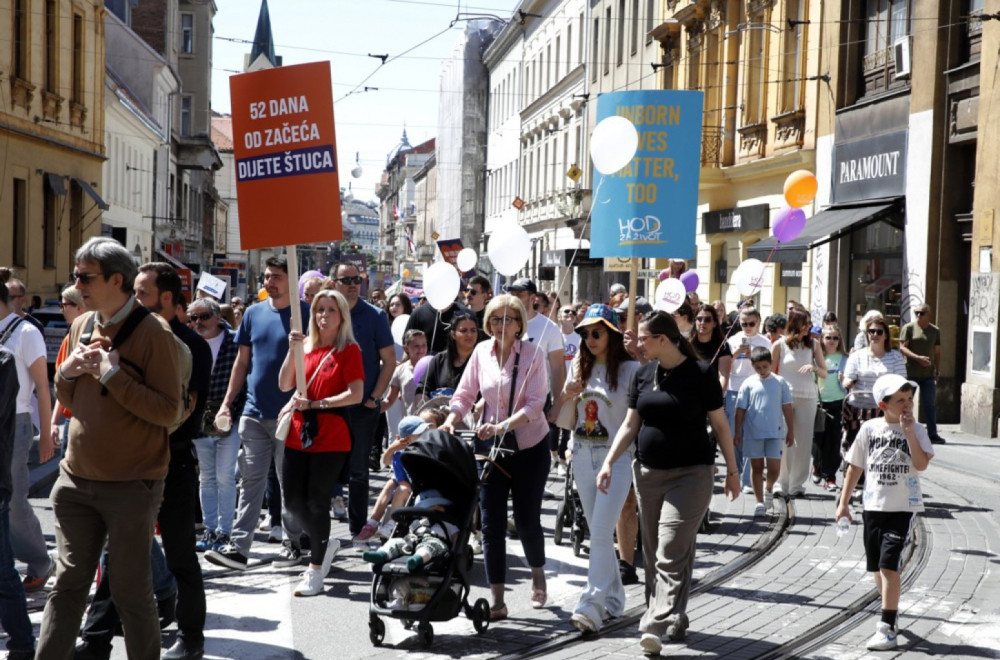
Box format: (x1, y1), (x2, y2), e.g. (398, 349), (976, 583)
(867, 328), (886, 336)
(71, 271), (103, 284)
(336, 276), (363, 285)
(58, 301), (78, 309)
(823, 336), (840, 341)
(578, 329), (605, 340)
(561, 309), (574, 315)
(741, 321), (757, 328)
(914, 311), (927, 316)
(695, 316), (714, 323)
(189, 312), (215, 322)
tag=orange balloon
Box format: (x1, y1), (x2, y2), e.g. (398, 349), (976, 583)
(403, 269), (411, 277)
(257, 288), (268, 301)
(783, 170), (818, 208)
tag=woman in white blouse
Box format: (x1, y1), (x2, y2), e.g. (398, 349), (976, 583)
(842, 315), (906, 454)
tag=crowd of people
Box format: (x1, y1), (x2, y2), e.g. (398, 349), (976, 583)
(0, 247), (943, 658)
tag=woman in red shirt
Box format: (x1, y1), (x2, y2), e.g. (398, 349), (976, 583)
(279, 290), (364, 597)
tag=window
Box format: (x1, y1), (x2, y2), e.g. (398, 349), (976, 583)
(13, 179), (27, 267)
(632, 0), (640, 54)
(592, 17), (600, 81)
(181, 13), (194, 54)
(72, 13), (83, 104)
(44, 184), (57, 268)
(647, 0), (656, 34)
(744, 19), (766, 124)
(555, 38), (560, 79)
(180, 96), (192, 136)
(780, 0), (806, 112)
(579, 13), (585, 66)
(13, 0), (28, 80)
(860, 0), (911, 95)
(604, 8), (612, 74)
(617, 0), (625, 65)
(964, 0), (984, 61)
(45, 0), (57, 92)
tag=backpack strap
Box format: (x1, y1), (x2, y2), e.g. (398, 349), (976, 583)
(0, 316), (25, 347)
(81, 305), (151, 395)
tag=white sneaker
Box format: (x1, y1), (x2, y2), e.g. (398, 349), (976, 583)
(470, 531), (483, 555)
(268, 526), (282, 543)
(763, 491), (774, 511)
(753, 502), (766, 517)
(741, 485), (754, 494)
(865, 621), (897, 650)
(320, 538), (340, 577)
(258, 517), (271, 532)
(557, 463), (568, 478)
(377, 521), (395, 540)
(293, 567), (324, 597)
(639, 632), (662, 655)
(332, 496), (347, 520)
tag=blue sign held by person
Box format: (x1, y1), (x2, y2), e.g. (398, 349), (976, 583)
(589, 90), (704, 259)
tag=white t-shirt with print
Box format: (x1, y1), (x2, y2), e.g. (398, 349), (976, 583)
(562, 332), (580, 371)
(0, 312), (47, 414)
(846, 417), (935, 512)
(570, 359), (640, 445)
(726, 331), (772, 393)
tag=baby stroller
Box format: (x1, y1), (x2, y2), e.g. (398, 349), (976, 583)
(368, 429), (491, 649)
(553, 460), (589, 557)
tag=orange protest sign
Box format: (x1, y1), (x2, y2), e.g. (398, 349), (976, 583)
(229, 61), (342, 250)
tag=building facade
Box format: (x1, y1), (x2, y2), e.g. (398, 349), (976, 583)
(1, 0), (108, 300)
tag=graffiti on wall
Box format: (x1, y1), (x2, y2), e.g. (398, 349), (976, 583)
(970, 273), (999, 327)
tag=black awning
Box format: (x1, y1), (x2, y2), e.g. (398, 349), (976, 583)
(746, 200), (902, 264)
(71, 178), (110, 211)
(44, 172), (67, 196)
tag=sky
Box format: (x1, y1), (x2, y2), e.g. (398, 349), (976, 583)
(210, 0), (519, 203)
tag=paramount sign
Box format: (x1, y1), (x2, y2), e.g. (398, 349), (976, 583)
(832, 130), (907, 204)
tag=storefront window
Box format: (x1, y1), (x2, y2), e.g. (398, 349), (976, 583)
(849, 221), (904, 332)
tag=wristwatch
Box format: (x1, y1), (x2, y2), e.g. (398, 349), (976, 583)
(369, 394), (383, 406)
(318, 399), (329, 409)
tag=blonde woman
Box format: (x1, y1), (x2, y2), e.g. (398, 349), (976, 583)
(279, 290), (364, 596)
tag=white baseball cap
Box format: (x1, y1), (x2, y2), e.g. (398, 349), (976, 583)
(872, 374), (917, 404)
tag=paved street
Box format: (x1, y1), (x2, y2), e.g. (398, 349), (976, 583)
(9, 424), (1000, 659)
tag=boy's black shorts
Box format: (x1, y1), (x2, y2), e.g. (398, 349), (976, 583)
(862, 511), (914, 572)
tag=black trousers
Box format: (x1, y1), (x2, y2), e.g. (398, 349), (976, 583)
(282, 447), (349, 566)
(81, 447), (206, 647)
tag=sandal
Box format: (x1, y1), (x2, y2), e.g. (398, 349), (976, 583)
(490, 604), (508, 621)
(530, 587), (547, 609)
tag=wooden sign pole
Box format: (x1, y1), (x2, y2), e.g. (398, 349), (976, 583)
(628, 259), (639, 332)
(285, 245), (308, 394)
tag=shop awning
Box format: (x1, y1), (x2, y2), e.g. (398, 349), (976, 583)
(71, 178), (109, 211)
(155, 249), (187, 269)
(44, 172), (67, 196)
(746, 200), (902, 264)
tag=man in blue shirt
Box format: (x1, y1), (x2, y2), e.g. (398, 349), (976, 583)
(207, 256), (310, 571)
(330, 263), (395, 537)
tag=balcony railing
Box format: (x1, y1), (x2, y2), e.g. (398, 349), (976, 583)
(701, 126), (723, 167)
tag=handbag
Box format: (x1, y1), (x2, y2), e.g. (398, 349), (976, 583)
(274, 347), (336, 443)
(474, 349), (521, 459)
(554, 362), (579, 431)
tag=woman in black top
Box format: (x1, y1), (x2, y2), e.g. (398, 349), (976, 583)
(416, 312), (480, 402)
(597, 312), (739, 653)
(690, 303), (732, 392)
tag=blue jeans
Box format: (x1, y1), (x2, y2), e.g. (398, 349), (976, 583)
(571, 441), (633, 628)
(193, 429), (241, 536)
(725, 391), (751, 489)
(912, 377), (938, 437)
(0, 492), (34, 654)
(11, 413), (51, 576)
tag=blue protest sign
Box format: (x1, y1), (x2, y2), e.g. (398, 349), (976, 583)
(589, 90), (703, 259)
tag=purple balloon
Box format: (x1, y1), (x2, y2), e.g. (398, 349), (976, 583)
(412, 355), (434, 386)
(658, 269), (671, 281)
(773, 207), (807, 243)
(680, 270), (699, 293)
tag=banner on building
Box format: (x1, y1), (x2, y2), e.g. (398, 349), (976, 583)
(229, 61), (342, 250)
(589, 90), (703, 259)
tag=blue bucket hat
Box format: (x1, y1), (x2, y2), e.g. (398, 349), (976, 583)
(398, 415), (431, 438)
(574, 303), (622, 335)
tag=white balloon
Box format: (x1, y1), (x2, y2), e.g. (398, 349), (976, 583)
(653, 278), (687, 313)
(590, 116), (639, 175)
(732, 259), (768, 297)
(456, 248), (478, 272)
(423, 262), (461, 310)
(391, 314), (410, 346)
(488, 225), (532, 276)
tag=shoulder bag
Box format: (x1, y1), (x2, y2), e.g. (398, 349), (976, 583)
(275, 347), (336, 443)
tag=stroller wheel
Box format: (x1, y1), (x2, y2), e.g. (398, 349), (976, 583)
(554, 501), (567, 545)
(572, 531), (584, 557)
(471, 598), (491, 634)
(369, 616), (385, 647)
(417, 621), (434, 648)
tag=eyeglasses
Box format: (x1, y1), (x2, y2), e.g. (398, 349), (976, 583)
(740, 321), (757, 328)
(336, 275), (363, 285)
(489, 316), (517, 326)
(578, 329), (604, 340)
(823, 336), (840, 341)
(189, 312), (215, 322)
(71, 272), (102, 284)
(695, 316), (714, 323)
(58, 301), (78, 309)
(867, 328), (886, 336)
(914, 311), (927, 316)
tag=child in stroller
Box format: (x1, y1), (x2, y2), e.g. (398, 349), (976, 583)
(368, 429), (491, 649)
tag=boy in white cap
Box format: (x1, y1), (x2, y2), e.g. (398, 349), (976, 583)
(836, 373), (934, 651)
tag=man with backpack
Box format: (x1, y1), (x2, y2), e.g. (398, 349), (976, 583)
(74, 263), (211, 660)
(39, 238), (182, 660)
